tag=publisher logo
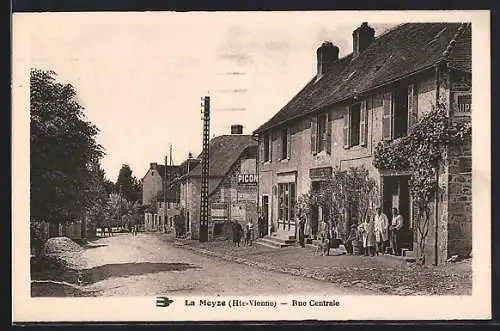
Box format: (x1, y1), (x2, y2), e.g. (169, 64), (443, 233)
(156, 297), (174, 307)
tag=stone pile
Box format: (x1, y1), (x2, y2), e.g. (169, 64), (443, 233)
(43, 237), (83, 255)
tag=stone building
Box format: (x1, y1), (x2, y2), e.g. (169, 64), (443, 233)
(179, 125), (259, 240)
(141, 162), (182, 232)
(253, 23), (471, 264)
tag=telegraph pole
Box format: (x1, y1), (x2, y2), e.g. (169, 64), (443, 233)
(199, 95), (210, 242)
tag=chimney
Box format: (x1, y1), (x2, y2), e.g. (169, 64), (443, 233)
(352, 22), (375, 58)
(150, 162), (157, 169)
(316, 41), (339, 81)
(231, 124), (243, 135)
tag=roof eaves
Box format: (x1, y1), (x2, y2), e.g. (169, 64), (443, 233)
(255, 63), (439, 134)
(440, 23), (470, 62)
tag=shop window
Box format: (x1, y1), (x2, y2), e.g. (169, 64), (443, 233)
(278, 182), (296, 223)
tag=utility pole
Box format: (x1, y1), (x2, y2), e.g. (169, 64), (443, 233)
(119, 184), (122, 231)
(199, 95), (210, 242)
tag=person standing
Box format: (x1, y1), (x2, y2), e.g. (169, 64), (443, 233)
(390, 208), (404, 255)
(374, 207), (389, 255)
(297, 215), (306, 248)
(344, 224), (358, 255)
(359, 215), (376, 257)
(244, 222), (253, 246)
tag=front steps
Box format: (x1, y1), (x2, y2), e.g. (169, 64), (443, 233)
(255, 233), (296, 248)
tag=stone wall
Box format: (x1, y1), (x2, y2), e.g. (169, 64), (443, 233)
(447, 137), (472, 257)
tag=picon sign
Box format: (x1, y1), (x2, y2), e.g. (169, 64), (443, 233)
(238, 174), (258, 185)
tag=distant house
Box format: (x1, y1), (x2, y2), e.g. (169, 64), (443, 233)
(179, 125), (259, 240)
(253, 23), (471, 264)
(141, 162), (182, 232)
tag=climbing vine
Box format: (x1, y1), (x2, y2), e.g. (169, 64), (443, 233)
(373, 100), (471, 263)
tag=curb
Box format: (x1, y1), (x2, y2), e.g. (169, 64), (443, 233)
(174, 241), (426, 296)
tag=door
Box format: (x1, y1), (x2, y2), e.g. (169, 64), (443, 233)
(262, 195), (269, 235)
(383, 175), (412, 250)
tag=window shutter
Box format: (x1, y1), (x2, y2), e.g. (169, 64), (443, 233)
(311, 117), (318, 154)
(407, 84), (419, 131)
(287, 127), (291, 159)
(343, 111), (350, 149)
(269, 132), (273, 162)
(259, 137), (264, 163)
(360, 100), (368, 146)
(382, 92), (393, 141)
(277, 130), (282, 161)
(326, 112), (332, 154)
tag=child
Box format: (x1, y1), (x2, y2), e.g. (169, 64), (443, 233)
(320, 233), (330, 256)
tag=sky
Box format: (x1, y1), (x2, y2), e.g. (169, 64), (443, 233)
(25, 12), (396, 181)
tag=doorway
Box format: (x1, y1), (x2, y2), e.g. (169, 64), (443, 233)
(383, 175), (412, 250)
(262, 195), (269, 236)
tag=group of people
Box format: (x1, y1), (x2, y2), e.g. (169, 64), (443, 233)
(101, 227), (113, 237)
(344, 207), (404, 257)
(231, 220), (254, 247)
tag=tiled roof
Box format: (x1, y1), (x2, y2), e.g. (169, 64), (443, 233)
(156, 165), (166, 179)
(187, 134), (257, 195)
(254, 23), (472, 133)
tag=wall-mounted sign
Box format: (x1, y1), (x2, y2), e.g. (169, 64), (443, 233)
(238, 174), (258, 185)
(452, 82), (471, 92)
(211, 202), (228, 218)
(453, 92), (472, 116)
(309, 167), (333, 180)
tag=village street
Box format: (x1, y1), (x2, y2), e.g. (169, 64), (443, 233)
(31, 232), (377, 297)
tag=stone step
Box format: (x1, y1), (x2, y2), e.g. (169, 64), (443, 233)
(255, 236), (296, 248)
(254, 240), (280, 249)
(271, 233), (296, 240)
(403, 250), (417, 258)
(265, 235), (296, 245)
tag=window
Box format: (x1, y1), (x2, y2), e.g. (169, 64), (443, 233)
(317, 114), (328, 152)
(278, 182), (296, 224)
(349, 104), (361, 146)
(382, 83), (418, 141)
(151, 171), (155, 176)
(393, 84), (409, 138)
(263, 133), (271, 162)
(311, 113), (331, 154)
(343, 100), (367, 149)
(280, 127), (291, 160)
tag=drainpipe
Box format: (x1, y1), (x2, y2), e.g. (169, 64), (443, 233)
(433, 62), (441, 266)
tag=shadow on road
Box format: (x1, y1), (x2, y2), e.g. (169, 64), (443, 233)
(31, 282), (101, 297)
(83, 244), (110, 249)
(32, 255), (200, 287)
(80, 262), (200, 285)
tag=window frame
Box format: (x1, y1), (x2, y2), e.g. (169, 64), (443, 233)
(263, 132), (271, 162)
(349, 103), (362, 147)
(281, 127), (289, 160)
(317, 113), (328, 152)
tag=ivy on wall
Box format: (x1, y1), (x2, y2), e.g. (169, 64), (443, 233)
(372, 100), (471, 263)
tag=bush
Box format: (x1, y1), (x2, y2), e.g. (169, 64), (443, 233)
(30, 222), (46, 257)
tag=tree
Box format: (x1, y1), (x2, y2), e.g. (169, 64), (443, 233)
(83, 164), (111, 228)
(115, 164), (142, 203)
(30, 69), (104, 224)
(314, 166), (378, 240)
